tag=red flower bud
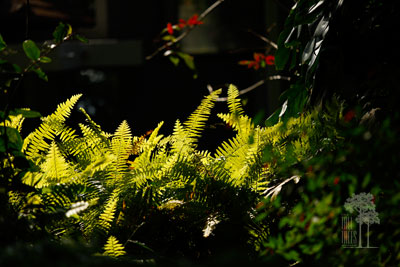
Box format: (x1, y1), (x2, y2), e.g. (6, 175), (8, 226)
(178, 19), (186, 28)
(334, 176), (340, 185)
(253, 53), (264, 62)
(344, 110), (355, 122)
(265, 55), (275, 65)
(187, 14), (203, 26)
(167, 22), (174, 35)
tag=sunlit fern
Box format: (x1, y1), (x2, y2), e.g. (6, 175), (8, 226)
(103, 235), (126, 257)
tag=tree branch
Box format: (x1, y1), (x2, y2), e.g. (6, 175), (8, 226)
(247, 29), (278, 50)
(145, 0), (225, 61)
(207, 75), (291, 102)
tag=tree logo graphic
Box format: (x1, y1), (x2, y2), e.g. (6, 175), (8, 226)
(342, 192), (380, 248)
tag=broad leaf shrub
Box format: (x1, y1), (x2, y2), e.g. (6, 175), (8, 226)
(256, 110), (400, 266)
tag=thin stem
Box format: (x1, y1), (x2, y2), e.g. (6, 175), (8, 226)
(123, 222), (145, 247)
(146, 0), (225, 60)
(247, 29), (278, 50)
(207, 75), (291, 102)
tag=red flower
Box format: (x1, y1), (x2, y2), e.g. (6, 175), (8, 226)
(187, 14), (203, 26)
(265, 55), (275, 65)
(178, 19), (186, 28)
(253, 53), (264, 62)
(167, 22), (174, 35)
(333, 176), (340, 185)
(344, 110), (355, 122)
(247, 61), (259, 70)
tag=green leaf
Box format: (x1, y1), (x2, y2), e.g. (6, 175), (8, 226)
(0, 34), (6, 51)
(10, 109), (42, 118)
(53, 22), (72, 43)
(169, 55), (180, 66)
(289, 48), (298, 70)
(75, 34), (88, 43)
(39, 56), (52, 63)
(302, 38), (315, 64)
(23, 40), (41, 61)
(12, 64), (22, 73)
(283, 249), (300, 261)
(177, 52), (195, 70)
(362, 173), (371, 189)
(1, 126), (23, 150)
(275, 30), (291, 70)
(265, 108), (280, 127)
(0, 59), (7, 64)
(162, 35), (176, 42)
(32, 67), (48, 81)
(5, 79), (12, 88)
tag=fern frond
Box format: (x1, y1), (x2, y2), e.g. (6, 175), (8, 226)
(111, 120), (132, 177)
(77, 124), (110, 161)
(103, 236), (126, 257)
(23, 123), (55, 160)
(45, 94), (82, 123)
(23, 94), (82, 160)
(182, 89), (221, 147)
(99, 189), (119, 232)
(40, 141), (74, 186)
(79, 107), (112, 139)
(38, 183), (92, 215)
(171, 120), (191, 154)
(77, 153), (115, 181)
(129, 122), (164, 171)
(227, 84), (244, 116)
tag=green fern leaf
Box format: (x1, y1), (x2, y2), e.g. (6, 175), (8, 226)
(99, 190), (119, 232)
(103, 236), (126, 257)
(182, 89), (221, 146)
(40, 141), (73, 186)
(111, 120), (132, 177)
(45, 94), (82, 123)
(171, 120), (192, 154)
(23, 94), (82, 160)
(227, 84), (244, 116)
